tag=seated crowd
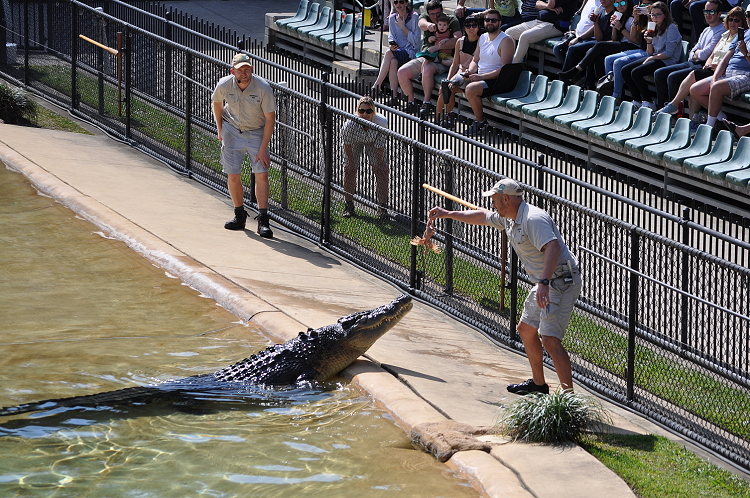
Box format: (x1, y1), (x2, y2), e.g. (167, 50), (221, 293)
(369, 0), (750, 139)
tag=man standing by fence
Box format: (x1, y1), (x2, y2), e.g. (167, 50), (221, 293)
(212, 53), (276, 238)
(428, 179), (582, 394)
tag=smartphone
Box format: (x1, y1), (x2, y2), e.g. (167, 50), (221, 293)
(636, 6), (649, 14)
(740, 28), (745, 43)
(389, 40), (398, 46)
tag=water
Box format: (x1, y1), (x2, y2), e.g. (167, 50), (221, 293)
(0, 164), (476, 497)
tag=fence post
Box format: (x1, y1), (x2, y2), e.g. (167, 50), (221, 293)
(442, 149), (454, 295)
(680, 207), (691, 348)
(320, 72), (332, 245)
(279, 81), (289, 210)
(125, 27), (131, 139)
(0, 0), (7, 67)
(23, 0), (29, 86)
(536, 153), (546, 210)
(409, 123), (425, 290)
(627, 227), (640, 402)
(71, 2), (78, 110)
(184, 51), (192, 177)
(509, 249), (519, 342)
(164, 9), (173, 105)
(95, 7), (104, 116)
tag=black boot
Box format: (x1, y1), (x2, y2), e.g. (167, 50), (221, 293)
(558, 67), (582, 86)
(224, 206), (247, 230)
(256, 212), (273, 239)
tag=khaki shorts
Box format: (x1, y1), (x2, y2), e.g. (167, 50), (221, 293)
(520, 272), (582, 340)
(401, 57), (449, 78)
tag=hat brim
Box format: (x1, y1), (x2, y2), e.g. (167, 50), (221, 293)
(233, 62), (251, 68)
(481, 189), (497, 197)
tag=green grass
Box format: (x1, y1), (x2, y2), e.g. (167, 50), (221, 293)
(579, 433), (750, 498)
(30, 64), (750, 442)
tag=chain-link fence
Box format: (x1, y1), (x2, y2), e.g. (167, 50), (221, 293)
(2, 0), (749, 471)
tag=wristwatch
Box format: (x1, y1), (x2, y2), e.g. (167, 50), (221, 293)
(539, 279), (550, 286)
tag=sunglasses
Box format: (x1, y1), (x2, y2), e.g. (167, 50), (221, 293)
(358, 108), (374, 114)
(614, 1), (627, 7)
(703, 9), (717, 15)
(484, 18), (500, 23)
(728, 17), (742, 22)
(464, 22), (479, 27)
(393, 0), (406, 4)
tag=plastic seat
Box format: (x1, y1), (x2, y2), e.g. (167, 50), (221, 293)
(505, 75), (549, 112)
(285, 1), (320, 31)
(309, 10), (344, 38)
(276, 0), (310, 28)
(644, 118), (691, 160)
(570, 96), (615, 135)
(334, 16), (364, 46)
(553, 90), (598, 129)
(683, 130), (734, 174)
(490, 71), (532, 107)
(704, 136), (750, 181)
(297, 6), (331, 34)
(588, 102), (634, 140)
(521, 80), (565, 117)
(663, 124), (713, 168)
(538, 85), (581, 123)
(725, 164), (750, 188)
(320, 13), (353, 42)
(624, 111), (672, 153)
(606, 107), (653, 147)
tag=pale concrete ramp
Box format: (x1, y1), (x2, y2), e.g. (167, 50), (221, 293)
(0, 122), (658, 497)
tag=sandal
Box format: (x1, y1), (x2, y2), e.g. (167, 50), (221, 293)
(721, 119), (740, 141)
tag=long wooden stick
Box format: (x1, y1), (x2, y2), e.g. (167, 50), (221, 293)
(422, 183), (506, 311)
(79, 34), (118, 55)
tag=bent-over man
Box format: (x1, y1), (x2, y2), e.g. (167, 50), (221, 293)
(428, 178), (582, 394)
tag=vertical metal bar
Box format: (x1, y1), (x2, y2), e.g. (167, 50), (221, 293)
(627, 228), (640, 402)
(23, 0), (29, 86)
(97, 10), (104, 116)
(681, 207), (691, 348)
(164, 9), (173, 105)
(71, 1), (78, 110)
(185, 51), (192, 177)
(410, 122), (425, 290)
(509, 248), (519, 343)
(536, 153), (546, 210)
(125, 26), (131, 138)
(443, 149), (454, 295)
(320, 73), (332, 245)
(0, 0), (7, 66)
(279, 81), (289, 210)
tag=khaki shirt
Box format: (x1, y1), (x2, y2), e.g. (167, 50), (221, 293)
(211, 74), (277, 132)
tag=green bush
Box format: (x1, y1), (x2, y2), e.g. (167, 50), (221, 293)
(0, 83), (38, 124)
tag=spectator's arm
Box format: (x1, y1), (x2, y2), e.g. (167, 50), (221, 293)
(446, 39), (464, 79)
(456, 0), (466, 17)
(212, 100), (224, 140)
(477, 36), (515, 80)
(713, 48), (733, 81)
(695, 28), (724, 62)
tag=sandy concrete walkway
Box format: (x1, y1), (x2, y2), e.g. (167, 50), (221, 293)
(0, 122), (670, 497)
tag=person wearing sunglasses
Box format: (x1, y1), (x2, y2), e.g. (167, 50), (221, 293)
(505, 0), (579, 64)
(670, 0), (736, 45)
(557, 0), (618, 84)
(371, 0), (421, 106)
(653, 0), (725, 109)
(620, 2), (682, 111)
(341, 96), (390, 219)
(657, 5), (742, 128)
(455, 0), (522, 30)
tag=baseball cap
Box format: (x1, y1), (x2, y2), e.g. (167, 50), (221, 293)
(232, 53), (252, 68)
(481, 178), (524, 197)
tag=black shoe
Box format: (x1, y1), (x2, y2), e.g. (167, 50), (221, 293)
(405, 101), (419, 115)
(255, 213), (273, 239)
(558, 67), (581, 86)
(385, 95), (400, 108)
(507, 379), (550, 395)
(463, 120), (486, 137)
(342, 201), (355, 218)
(224, 208), (247, 230)
(419, 102), (432, 119)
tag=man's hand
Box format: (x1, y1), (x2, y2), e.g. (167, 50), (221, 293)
(257, 146), (270, 168)
(217, 126), (222, 141)
(536, 283), (551, 309)
(428, 206), (449, 220)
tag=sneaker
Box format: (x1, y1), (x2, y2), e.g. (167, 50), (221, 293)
(640, 101), (656, 111)
(342, 201), (355, 218)
(507, 379), (550, 395)
(463, 119), (486, 137)
(224, 208), (247, 230)
(419, 102), (432, 119)
(656, 102), (678, 115)
(255, 213), (273, 239)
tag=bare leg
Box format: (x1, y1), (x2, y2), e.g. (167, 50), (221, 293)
(254, 172), (269, 210)
(517, 321), (546, 386)
(227, 173), (244, 208)
(541, 336), (574, 392)
(464, 81), (485, 122)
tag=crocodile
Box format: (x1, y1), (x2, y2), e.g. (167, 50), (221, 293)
(0, 294), (412, 418)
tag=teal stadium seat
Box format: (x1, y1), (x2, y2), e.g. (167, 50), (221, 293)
(606, 107), (653, 147)
(286, 2), (320, 31)
(624, 111), (672, 153)
(554, 90), (598, 130)
(643, 117), (691, 160)
(320, 13), (353, 42)
(489, 71), (532, 107)
(703, 136), (750, 182)
(521, 80), (565, 117)
(725, 165), (750, 189)
(297, 6), (331, 34)
(588, 102), (635, 141)
(334, 16), (365, 46)
(570, 96), (616, 135)
(662, 124), (713, 169)
(538, 85), (582, 124)
(506, 75), (549, 112)
(309, 10), (345, 38)
(683, 130), (734, 175)
(276, 0), (311, 28)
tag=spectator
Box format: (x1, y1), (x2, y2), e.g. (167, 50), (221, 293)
(434, 14), (482, 130)
(506, 0), (579, 64)
(371, 0), (421, 107)
(554, 0), (602, 70)
(341, 96), (390, 219)
(423, 13), (456, 71)
(453, 9), (515, 136)
(456, 0), (523, 29)
(502, 0), (540, 31)
(620, 1), (681, 111)
(397, 1), (461, 115)
(657, 5), (743, 129)
(602, 2), (653, 101)
(653, 1), (725, 107)
(376, 1), (396, 31)
(557, 0), (617, 84)
(557, 0), (639, 89)
(670, 0), (737, 44)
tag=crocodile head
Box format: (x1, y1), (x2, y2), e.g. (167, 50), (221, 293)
(310, 294), (413, 381)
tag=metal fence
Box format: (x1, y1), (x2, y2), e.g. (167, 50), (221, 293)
(2, 0), (749, 471)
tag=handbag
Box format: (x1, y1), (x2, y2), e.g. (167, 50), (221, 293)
(596, 73), (614, 96)
(693, 68), (714, 81)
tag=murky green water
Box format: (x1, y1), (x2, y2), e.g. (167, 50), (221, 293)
(0, 164), (476, 497)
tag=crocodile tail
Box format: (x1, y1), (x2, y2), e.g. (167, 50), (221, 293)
(0, 385), (164, 417)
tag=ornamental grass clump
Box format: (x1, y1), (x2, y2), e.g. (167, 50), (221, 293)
(0, 83), (37, 124)
(498, 390), (612, 444)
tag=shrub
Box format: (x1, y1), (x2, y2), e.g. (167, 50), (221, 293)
(498, 390), (612, 444)
(0, 83), (38, 124)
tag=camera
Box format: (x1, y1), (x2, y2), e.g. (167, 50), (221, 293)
(635, 6), (649, 14)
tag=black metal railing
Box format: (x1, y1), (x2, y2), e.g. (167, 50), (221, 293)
(2, 0), (749, 471)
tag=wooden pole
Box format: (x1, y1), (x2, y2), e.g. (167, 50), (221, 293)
(422, 183), (479, 210)
(79, 34), (118, 55)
